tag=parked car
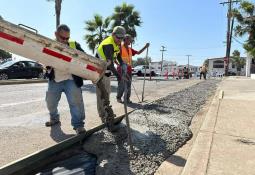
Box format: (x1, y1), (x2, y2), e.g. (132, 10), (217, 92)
(132, 65), (156, 76)
(0, 60), (44, 80)
(222, 71), (237, 76)
(228, 71), (236, 76)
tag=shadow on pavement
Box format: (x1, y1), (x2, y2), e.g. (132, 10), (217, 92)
(50, 124), (74, 142)
(126, 102), (144, 109)
(167, 155), (186, 167)
(81, 84), (118, 93)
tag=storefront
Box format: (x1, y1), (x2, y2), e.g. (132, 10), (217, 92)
(246, 53), (255, 77)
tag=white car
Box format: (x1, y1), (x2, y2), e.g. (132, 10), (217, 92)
(132, 65), (156, 76)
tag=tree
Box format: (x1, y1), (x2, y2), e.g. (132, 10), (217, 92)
(203, 59), (209, 66)
(133, 57), (150, 67)
(0, 49), (12, 61)
(111, 2), (142, 40)
(84, 14), (111, 54)
(231, 50), (245, 75)
(47, 0), (63, 29)
(233, 1), (255, 57)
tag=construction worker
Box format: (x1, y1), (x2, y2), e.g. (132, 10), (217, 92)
(95, 26), (125, 131)
(45, 24), (86, 134)
(200, 64), (208, 80)
(116, 34), (149, 103)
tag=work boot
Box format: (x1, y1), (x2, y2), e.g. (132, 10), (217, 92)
(45, 119), (60, 127)
(117, 98), (123, 103)
(75, 127), (86, 135)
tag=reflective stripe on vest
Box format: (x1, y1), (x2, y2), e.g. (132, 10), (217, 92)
(121, 45), (132, 65)
(97, 36), (119, 61)
(69, 40), (76, 49)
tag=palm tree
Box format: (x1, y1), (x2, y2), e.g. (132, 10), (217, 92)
(84, 14), (111, 54)
(233, 1), (255, 56)
(231, 50), (245, 75)
(0, 49), (12, 61)
(47, 0), (63, 29)
(111, 3), (142, 40)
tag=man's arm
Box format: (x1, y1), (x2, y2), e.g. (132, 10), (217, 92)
(136, 43), (150, 54)
(102, 45), (121, 79)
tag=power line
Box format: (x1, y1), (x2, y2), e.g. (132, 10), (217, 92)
(232, 36), (244, 45)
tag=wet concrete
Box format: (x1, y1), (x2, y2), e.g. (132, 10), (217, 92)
(36, 152), (97, 175)
(83, 80), (219, 175)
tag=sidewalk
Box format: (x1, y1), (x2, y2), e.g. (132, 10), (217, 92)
(156, 77), (255, 175)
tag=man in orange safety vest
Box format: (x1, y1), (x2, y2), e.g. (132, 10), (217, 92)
(116, 34), (149, 103)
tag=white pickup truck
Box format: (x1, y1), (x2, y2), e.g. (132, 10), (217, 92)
(132, 65), (156, 76)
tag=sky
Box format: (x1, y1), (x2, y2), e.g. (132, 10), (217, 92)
(0, 0), (253, 66)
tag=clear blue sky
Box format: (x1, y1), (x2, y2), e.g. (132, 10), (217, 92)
(0, 0), (251, 66)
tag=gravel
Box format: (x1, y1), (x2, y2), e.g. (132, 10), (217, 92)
(83, 80), (219, 175)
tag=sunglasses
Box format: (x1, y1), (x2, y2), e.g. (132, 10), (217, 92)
(59, 35), (70, 41)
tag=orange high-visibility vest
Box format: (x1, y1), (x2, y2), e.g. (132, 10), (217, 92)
(121, 45), (132, 65)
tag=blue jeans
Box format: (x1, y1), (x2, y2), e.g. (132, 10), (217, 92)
(46, 80), (85, 129)
(117, 75), (132, 100)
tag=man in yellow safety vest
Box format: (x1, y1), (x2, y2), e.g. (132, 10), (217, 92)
(45, 24), (86, 135)
(95, 26), (126, 132)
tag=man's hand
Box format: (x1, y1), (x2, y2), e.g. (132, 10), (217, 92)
(145, 43), (150, 48)
(106, 60), (112, 67)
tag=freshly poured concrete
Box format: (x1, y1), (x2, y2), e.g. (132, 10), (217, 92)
(83, 80), (219, 175)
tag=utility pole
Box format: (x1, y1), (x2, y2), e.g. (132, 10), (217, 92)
(160, 46), (167, 76)
(186, 55), (192, 79)
(220, 0), (239, 76)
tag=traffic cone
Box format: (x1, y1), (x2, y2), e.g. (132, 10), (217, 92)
(164, 71), (168, 79)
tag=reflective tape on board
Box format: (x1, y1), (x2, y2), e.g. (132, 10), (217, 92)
(42, 48), (72, 62)
(0, 31), (103, 74)
(0, 31), (24, 44)
(86, 64), (103, 74)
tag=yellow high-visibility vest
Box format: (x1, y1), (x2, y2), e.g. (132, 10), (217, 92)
(69, 40), (76, 49)
(97, 36), (120, 61)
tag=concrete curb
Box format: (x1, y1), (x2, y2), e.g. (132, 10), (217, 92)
(0, 79), (47, 85)
(155, 84), (221, 175)
(180, 88), (221, 175)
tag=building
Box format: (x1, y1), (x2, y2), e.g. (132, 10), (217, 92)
(208, 57), (246, 77)
(150, 60), (177, 76)
(178, 65), (200, 77)
(245, 54), (255, 77)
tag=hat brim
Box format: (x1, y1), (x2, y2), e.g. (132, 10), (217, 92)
(115, 34), (124, 39)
